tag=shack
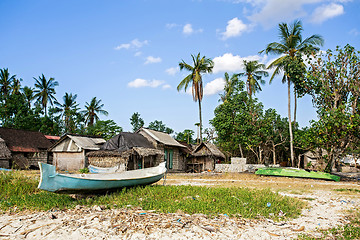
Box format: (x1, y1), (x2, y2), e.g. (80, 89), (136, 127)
(0, 127), (52, 169)
(189, 142), (225, 172)
(137, 128), (186, 172)
(87, 132), (163, 170)
(49, 134), (105, 171)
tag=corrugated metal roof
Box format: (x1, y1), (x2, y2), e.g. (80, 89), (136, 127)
(141, 128), (185, 148)
(67, 135), (106, 150)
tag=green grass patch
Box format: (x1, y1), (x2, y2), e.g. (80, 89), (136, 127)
(335, 188), (360, 194)
(0, 171), (305, 220)
(298, 209), (360, 240)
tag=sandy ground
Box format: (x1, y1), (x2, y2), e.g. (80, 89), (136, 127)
(0, 173), (359, 240)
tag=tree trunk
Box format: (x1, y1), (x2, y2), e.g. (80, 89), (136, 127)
(239, 144), (244, 158)
(272, 144), (276, 165)
(198, 99), (203, 143)
(288, 79), (294, 166)
(294, 91), (297, 124)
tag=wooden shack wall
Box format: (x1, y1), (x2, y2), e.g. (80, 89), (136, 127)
(0, 159), (10, 168)
(54, 151), (85, 171)
(27, 151), (48, 166)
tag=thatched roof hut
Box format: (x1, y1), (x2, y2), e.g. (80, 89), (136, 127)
(89, 132), (164, 169)
(192, 142), (226, 159)
(0, 137), (11, 160)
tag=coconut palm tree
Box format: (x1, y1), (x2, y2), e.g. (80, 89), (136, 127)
(260, 19), (324, 166)
(22, 86), (35, 109)
(54, 93), (79, 132)
(239, 60), (268, 98)
(219, 72), (238, 103)
(0, 68), (16, 100)
(82, 97), (108, 126)
(34, 74), (59, 116)
(178, 53), (214, 142)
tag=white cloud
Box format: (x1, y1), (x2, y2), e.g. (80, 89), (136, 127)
(221, 17), (250, 39)
(114, 43), (131, 50)
(165, 67), (179, 75)
(182, 23), (203, 35)
(166, 23), (179, 29)
(212, 53), (265, 74)
(128, 78), (164, 88)
(145, 56), (162, 64)
(349, 28), (360, 36)
(183, 24), (193, 35)
(134, 51), (142, 57)
(248, 0), (314, 28)
(204, 78), (225, 96)
(114, 38), (148, 50)
(162, 84), (171, 89)
(310, 3), (344, 24)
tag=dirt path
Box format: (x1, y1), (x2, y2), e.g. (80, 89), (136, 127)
(0, 174), (359, 240)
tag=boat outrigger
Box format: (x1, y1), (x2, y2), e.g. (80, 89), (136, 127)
(38, 162), (167, 192)
(255, 167), (340, 182)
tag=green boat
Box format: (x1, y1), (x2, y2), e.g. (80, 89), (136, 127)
(255, 167), (341, 182)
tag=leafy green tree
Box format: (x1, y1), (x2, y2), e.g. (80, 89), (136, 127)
(175, 129), (196, 144)
(82, 97), (108, 126)
(261, 19), (324, 166)
(34, 74), (59, 116)
(148, 120), (174, 134)
(211, 79), (289, 164)
(54, 93), (80, 133)
(130, 112), (144, 132)
(219, 72), (238, 103)
(239, 60), (268, 98)
(86, 120), (122, 140)
(305, 45), (360, 172)
(178, 53), (214, 142)
(0, 68), (16, 101)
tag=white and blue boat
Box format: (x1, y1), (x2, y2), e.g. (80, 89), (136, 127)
(38, 162), (166, 192)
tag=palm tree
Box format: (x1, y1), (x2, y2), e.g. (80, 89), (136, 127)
(22, 86), (35, 109)
(0, 68), (16, 100)
(54, 93), (79, 132)
(261, 20), (324, 166)
(178, 53), (214, 142)
(219, 72), (238, 103)
(10, 78), (22, 95)
(239, 60), (268, 98)
(34, 74), (59, 116)
(82, 97), (109, 126)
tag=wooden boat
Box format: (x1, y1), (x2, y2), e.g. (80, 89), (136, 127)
(255, 167), (340, 182)
(38, 162), (167, 192)
(88, 165), (119, 173)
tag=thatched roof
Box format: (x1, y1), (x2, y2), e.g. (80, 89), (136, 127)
(138, 128), (185, 148)
(86, 150), (122, 157)
(0, 137), (11, 159)
(87, 147), (163, 158)
(192, 142), (225, 159)
(178, 141), (194, 155)
(0, 127), (52, 152)
(101, 132), (155, 152)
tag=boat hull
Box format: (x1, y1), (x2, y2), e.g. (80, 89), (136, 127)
(38, 162), (166, 192)
(255, 167), (340, 182)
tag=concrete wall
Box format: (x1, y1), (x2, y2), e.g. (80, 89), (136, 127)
(215, 157), (279, 173)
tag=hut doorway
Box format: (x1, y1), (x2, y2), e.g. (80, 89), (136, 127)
(164, 149), (173, 170)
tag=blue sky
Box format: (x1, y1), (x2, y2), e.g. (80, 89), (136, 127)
(1, 0), (359, 134)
